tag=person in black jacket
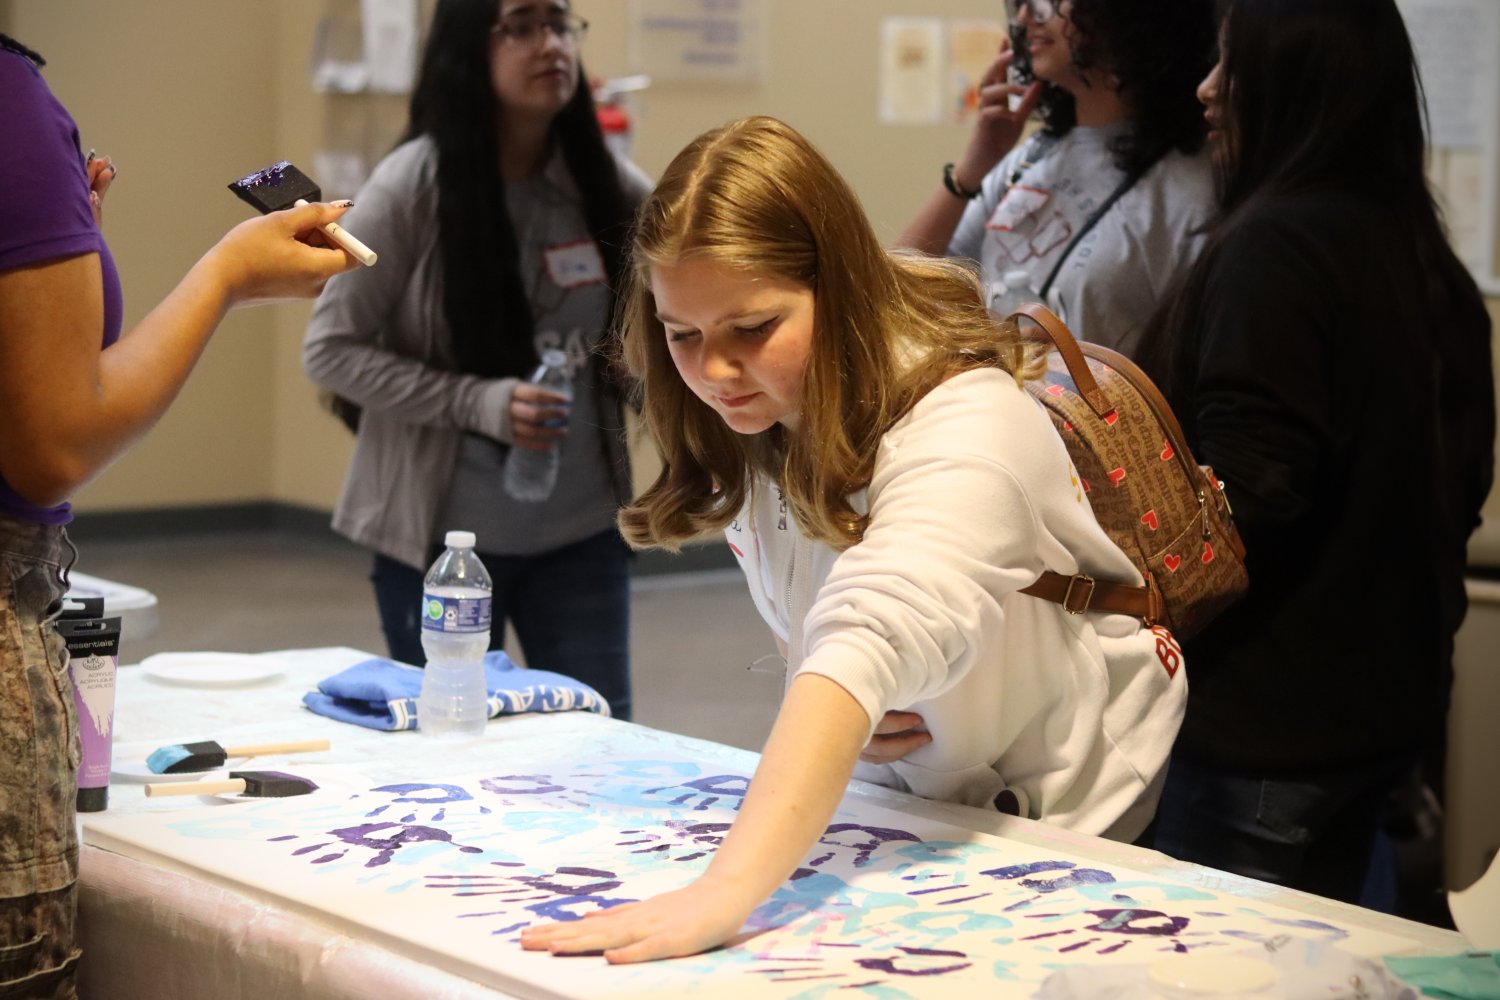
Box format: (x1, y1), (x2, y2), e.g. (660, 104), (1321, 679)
(1136, 0), (1495, 906)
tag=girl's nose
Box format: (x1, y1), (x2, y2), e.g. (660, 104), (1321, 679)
(701, 343), (740, 383)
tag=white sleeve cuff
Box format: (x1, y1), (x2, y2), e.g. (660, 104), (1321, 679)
(470, 378), (519, 443)
(794, 636), (888, 739)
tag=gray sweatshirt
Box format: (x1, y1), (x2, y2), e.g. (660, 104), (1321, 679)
(949, 124), (1215, 358)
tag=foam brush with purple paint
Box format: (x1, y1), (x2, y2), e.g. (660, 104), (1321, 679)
(228, 160), (377, 266)
(143, 770), (320, 799)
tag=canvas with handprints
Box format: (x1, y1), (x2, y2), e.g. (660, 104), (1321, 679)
(84, 734), (1419, 998)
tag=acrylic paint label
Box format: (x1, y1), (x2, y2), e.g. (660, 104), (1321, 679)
(70, 653), (116, 784)
(420, 593), (493, 634)
(60, 616), (121, 810)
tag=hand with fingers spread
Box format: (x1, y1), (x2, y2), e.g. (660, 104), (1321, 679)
(520, 674), (871, 964)
(858, 710), (931, 766)
(520, 875), (760, 964)
(509, 381), (571, 451)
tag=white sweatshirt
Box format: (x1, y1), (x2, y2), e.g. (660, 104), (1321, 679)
(725, 368), (1186, 842)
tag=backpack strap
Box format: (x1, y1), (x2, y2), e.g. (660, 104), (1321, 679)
(1011, 302), (1113, 416)
(1020, 571), (1163, 623)
(1010, 301), (1167, 626)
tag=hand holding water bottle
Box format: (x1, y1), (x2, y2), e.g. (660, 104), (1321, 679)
(504, 349), (573, 501)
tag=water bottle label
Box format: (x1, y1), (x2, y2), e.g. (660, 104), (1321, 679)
(420, 593), (493, 634)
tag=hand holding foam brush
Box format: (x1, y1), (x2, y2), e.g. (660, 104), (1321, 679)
(229, 161), (376, 266)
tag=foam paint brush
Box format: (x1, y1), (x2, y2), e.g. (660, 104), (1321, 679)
(228, 160), (377, 266)
(144, 770), (320, 799)
(146, 737), (330, 774)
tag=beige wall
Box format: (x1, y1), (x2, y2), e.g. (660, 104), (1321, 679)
(5, 1), (288, 509)
(4, 0), (1500, 554)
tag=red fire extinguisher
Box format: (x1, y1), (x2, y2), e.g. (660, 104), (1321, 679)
(592, 74), (650, 158)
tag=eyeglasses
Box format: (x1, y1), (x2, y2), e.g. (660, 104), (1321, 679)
(1007, 0), (1058, 23)
(491, 11), (589, 46)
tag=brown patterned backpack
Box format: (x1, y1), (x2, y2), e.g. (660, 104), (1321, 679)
(1011, 303), (1248, 640)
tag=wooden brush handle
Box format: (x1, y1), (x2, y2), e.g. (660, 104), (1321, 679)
(145, 778), (246, 798)
(222, 739), (330, 756)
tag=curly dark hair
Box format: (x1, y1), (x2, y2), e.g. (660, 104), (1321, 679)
(1010, 0), (1217, 176)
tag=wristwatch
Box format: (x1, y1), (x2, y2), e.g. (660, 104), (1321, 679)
(942, 163), (982, 201)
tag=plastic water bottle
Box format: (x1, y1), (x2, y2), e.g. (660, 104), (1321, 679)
(418, 531), (493, 739)
(503, 349), (572, 502)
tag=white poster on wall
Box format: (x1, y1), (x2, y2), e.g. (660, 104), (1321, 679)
(879, 18), (944, 126)
(361, 0), (419, 94)
(633, 0), (766, 84)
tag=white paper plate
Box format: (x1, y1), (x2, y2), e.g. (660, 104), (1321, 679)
(139, 652), (286, 688)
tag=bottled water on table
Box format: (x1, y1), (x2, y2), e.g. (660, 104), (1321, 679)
(418, 530), (493, 739)
(503, 348), (573, 502)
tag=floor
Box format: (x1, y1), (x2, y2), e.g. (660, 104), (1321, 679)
(69, 528), (785, 753)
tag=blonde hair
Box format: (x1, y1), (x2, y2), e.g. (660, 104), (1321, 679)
(617, 116), (1044, 551)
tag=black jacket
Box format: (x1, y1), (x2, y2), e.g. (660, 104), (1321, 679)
(1161, 190), (1495, 773)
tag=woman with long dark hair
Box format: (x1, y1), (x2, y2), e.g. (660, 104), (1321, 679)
(304, 0), (647, 718)
(899, 0), (1217, 356)
(1137, 0), (1495, 905)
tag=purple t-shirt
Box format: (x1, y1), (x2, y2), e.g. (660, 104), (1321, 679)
(0, 46), (124, 524)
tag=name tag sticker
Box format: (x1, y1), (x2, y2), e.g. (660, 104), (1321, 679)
(987, 184), (1050, 231)
(544, 240), (607, 289)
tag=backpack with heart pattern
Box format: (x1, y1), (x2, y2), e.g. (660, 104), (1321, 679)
(1010, 303), (1249, 640)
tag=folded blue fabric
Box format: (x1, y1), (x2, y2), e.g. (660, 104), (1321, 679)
(1385, 952), (1500, 1000)
(302, 650), (610, 731)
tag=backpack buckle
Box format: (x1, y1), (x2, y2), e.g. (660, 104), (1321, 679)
(1061, 574), (1096, 614)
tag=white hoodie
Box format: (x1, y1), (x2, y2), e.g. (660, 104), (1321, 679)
(725, 368), (1186, 842)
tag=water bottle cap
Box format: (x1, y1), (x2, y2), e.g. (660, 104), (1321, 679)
(540, 348), (568, 369)
(444, 530), (477, 549)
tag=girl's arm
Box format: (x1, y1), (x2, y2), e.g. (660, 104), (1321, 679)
(519, 672), (870, 963)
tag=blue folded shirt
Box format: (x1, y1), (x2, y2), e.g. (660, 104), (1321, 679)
(302, 651), (610, 731)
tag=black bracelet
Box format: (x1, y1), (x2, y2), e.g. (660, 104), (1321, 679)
(942, 163), (982, 201)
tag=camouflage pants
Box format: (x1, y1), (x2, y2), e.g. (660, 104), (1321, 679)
(0, 514), (79, 999)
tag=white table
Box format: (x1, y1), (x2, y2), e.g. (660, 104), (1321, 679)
(77, 648), (1467, 1000)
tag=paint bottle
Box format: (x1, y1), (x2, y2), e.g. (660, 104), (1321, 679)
(59, 611), (122, 812)
(418, 531), (492, 739)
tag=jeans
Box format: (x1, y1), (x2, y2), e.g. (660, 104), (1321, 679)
(1148, 752), (1415, 907)
(371, 528), (633, 720)
(0, 514), (80, 998)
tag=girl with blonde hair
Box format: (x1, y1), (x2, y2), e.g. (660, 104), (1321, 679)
(522, 115), (1185, 963)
